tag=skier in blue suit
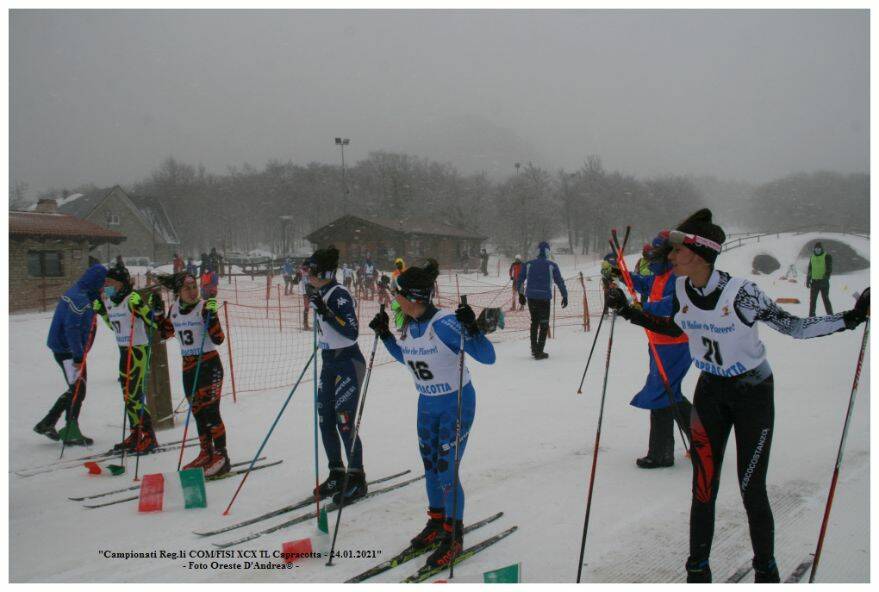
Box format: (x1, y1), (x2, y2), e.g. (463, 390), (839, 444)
(370, 258), (495, 569)
(35, 263), (108, 445)
(516, 241), (568, 359)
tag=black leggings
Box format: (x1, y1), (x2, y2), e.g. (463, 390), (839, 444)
(42, 352), (88, 424)
(527, 298), (551, 354)
(689, 371), (775, 565)
(182, 353), (226, 452)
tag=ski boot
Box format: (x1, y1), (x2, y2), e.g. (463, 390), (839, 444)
(425, 519), (464, 569)
(183, 437), (213, 470)
(113, 428), (141, 452)
(534, 352), (549, 360)
(33, 419), (60, 441)
(57, 419), (94, 446)
(636, 454), (674, 469)
(685, 557), (712, 583)
(204, 448), (231, 478)
(753, 557), (780, 583)
(314, 466), (345, 498)
(134, 427), (158, 454)
(410, 508), (445, 549)
(332, 469), (368, 505)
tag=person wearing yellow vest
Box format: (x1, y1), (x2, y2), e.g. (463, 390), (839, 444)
(390, 258), (406, 329)
(807, 241), (833, 316)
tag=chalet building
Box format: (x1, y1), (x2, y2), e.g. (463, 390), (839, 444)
(10, 200), (125, 311)
(306, 215), (486, 269)
(35, 185), (180, 264)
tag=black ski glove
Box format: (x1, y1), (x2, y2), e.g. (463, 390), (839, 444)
(308, 291), (330, 318)
(518, 293), (526, 306)
(604, 285), (628, 312)
(561, 296), (568, 309)
(843, 287), (870, 329)
(369, 310), (393, 339)
(455, 303), (480, 336)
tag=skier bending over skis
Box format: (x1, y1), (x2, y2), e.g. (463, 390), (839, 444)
(154, 272), (231, 477)
(605, 208), (870, 583)
(306, 246), (369, 505)
(34, 263), (107, 446)
(93, 265), (160, 454)
(369, 259), (496, 569)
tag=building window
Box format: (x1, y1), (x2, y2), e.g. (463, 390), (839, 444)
(107, 213), (120, 226)
(27, 251), (64, 277)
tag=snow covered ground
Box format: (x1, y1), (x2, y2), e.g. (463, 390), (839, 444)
(9, 232), (869, 583)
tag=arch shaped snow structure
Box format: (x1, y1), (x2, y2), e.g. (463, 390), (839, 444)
(797, 239), (869, 274)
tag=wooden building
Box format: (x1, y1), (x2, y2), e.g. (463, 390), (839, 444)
(305, 215), (486, 270)
(10, 200), (126, 312)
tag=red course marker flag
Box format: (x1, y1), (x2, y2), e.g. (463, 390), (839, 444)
(281, 538), (314, 564)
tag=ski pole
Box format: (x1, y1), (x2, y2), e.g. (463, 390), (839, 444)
(134, 305), (161, 482)
(222, 348), (316, 515)
(449, 295), (468, 579)
(313, 316), (320, 519)
(327, 304), (385, 566)
(576, 227), (630, 394)
(60, 314), (98, 459)
(117, 309), (138, 471)
(610, 232), (691, 453)
(576, 303), (607, 394)
(576, 310), (617, 583)
(176, 309), (212, 471)
(809, 317), (869, 583)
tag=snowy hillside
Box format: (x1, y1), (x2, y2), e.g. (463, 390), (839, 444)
(9, 232), (869, 583)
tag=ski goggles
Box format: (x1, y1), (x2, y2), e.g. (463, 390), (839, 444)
(667, 230), (722, 254)
(392, 282), (433, 303)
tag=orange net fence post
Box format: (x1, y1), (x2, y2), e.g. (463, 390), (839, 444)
(223, 300), (238, 403)
(579, 272), (591, 332)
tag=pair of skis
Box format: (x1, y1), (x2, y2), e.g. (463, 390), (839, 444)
(81, 458), (283, 509)
(345, 512), (516, 583)
(726, 557), (813, 583)
(15, 437), (198, 478)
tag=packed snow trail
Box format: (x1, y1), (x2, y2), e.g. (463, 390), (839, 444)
(10, 232), (868, 582)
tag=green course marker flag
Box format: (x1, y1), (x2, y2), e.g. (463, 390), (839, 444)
(483, 562), (521, 583)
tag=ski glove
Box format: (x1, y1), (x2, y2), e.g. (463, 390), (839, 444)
(129, 291), (142, 307)
(369, 310), (393, 339)
(806, 278), (812, 288)
(561, 296), (568, 308)
(92, 299), (103, 312)
(518, 293), (527, 306)
(308, 292), (330, 318)
(843, 287), (870, 329)
(604, 285), (628, 312)
(203, 297), (219, 318)
(455, 303), (479, 336)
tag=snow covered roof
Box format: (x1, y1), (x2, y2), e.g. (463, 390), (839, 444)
(307, 214), (486, 243)
(9, 211), (126, 244)
(48, 186), (180, 246)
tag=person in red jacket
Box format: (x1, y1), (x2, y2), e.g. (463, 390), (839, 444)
(508, 255), (524, 311)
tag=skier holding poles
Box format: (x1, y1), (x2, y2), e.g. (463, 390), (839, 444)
(624, 232), (693, 469)
(368, 259), (496, 570)
(305, 246), (369, 504)
(604, 208), (870, 583)
(154, 271), (231, 477)
(93, 265), (160, 454)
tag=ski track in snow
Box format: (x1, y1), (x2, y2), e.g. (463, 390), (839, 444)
(10, 232), (869, 582)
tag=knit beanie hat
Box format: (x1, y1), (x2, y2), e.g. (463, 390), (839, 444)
(674, 209), (726, 264)
(396, 259), (440, 303)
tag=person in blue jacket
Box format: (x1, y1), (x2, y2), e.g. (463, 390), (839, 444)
(626, 232), (693, 468)
(517, 241), (568, 359)
(34, 263), (108, 445)
(369, 259), (495, 569)
(306, 246), (368, 505)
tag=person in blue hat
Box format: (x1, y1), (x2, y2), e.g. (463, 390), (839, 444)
(34, 263), (108, 445)
(516, 241), (568, 359)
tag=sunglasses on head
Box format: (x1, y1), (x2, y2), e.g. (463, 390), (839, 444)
(667, 230), (722, 254)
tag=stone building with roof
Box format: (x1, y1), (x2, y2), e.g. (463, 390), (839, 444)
(305, 215), (486, 269)
(9, 200), (126, 312)
(35, 185), (180, 265)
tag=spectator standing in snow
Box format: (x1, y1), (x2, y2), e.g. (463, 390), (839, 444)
(517, 241), (568, 359)
(807, 241), (834, 316)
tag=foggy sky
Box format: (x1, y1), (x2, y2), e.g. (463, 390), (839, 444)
(10, 10), (869, 197)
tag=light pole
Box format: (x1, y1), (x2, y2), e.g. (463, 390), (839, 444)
(335, 137), (350, 212)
